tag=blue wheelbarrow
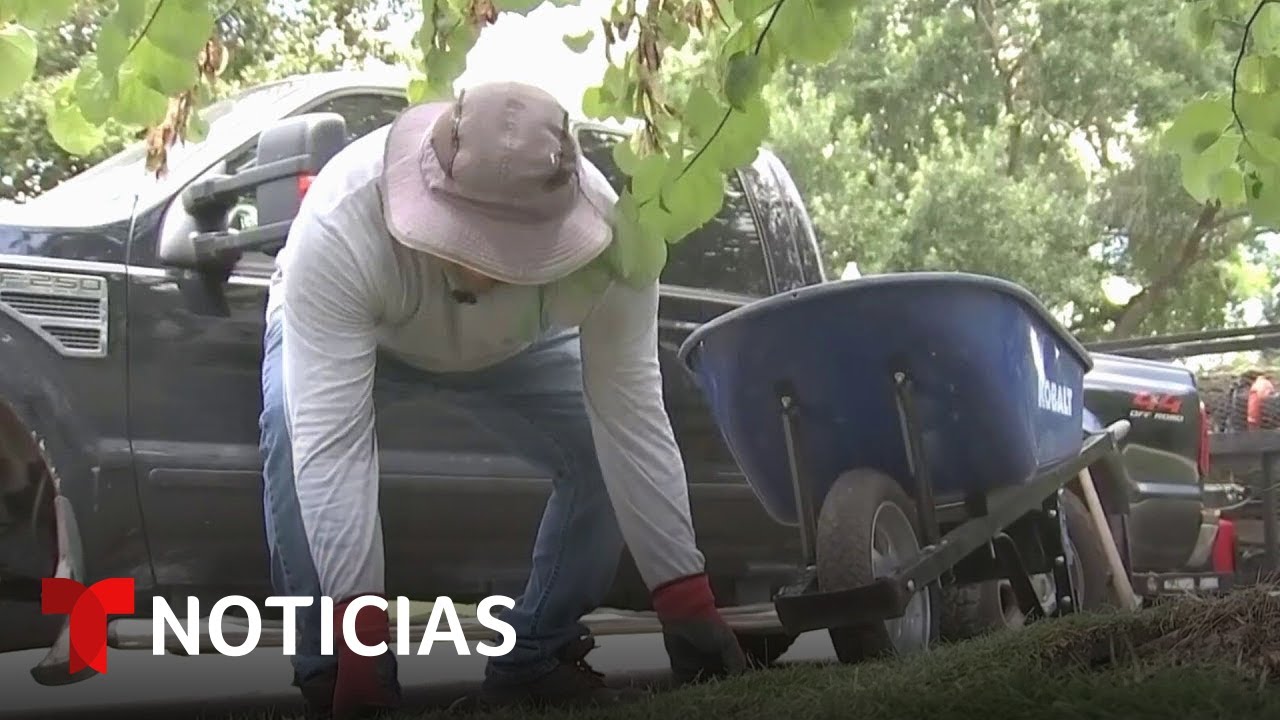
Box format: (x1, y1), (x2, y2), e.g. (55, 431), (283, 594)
(678, 272), (1135, 661)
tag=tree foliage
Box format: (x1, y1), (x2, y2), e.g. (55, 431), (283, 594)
(1166, 0), (1280, 228)
(657, 0), (1271, 338)
(0, 0), (1272, 295)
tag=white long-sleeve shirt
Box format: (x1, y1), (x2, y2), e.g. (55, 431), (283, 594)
(266, 125), (705, 602)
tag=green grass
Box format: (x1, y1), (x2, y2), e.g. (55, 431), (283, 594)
(262, 585), (1280, 720)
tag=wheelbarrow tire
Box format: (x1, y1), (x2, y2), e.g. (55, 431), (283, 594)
(817, 468), (938, 664)
(734, 630), (798, 668)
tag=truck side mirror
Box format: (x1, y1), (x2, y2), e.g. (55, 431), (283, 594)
(158, 112), (348, 269)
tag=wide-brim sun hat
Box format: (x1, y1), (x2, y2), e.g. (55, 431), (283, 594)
(380, 82), (614, 286)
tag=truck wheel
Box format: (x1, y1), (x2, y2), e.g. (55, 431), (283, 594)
(939, 489), (1115, 639)
(734, 630), (798, 668)
(1060, 489), (1117, 612)
(816, 468), (938, 664)
(938, 579), (1025, 641)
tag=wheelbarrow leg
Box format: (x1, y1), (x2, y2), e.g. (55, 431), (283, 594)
(1037, 492), (1077, 617)
(892, 371), (941, 548)
(992, 533), (1048, 621)
(777, 381), (819, 569)
(772, 381), (822, 601)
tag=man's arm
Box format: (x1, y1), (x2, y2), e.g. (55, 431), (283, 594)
(578, 277), (706, 590)
(278, 213), (384, 603)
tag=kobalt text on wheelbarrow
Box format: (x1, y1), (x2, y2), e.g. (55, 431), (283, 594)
(676, 271), (1139, 662)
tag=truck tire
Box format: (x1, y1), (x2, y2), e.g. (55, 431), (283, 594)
(938, 579), (1025, 641)
(734, 630), (798, 668)
(1060, 488), (1117, 612)
(816, 468), (938, 664)
(938, 489), (1116, 640)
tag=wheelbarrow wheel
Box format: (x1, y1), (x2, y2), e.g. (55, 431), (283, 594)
(817, 467), (938, 664)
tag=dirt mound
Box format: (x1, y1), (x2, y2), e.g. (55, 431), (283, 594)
(1031, 584), (1280, 679)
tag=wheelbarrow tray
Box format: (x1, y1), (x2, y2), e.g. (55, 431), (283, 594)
(677, 272), (1095, 527)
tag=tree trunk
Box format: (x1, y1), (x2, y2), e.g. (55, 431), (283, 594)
(1109, 202), (1220, 338)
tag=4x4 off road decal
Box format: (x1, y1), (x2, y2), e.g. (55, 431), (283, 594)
(0, 268), (109, 358)
(1130, 391), (1185, 423)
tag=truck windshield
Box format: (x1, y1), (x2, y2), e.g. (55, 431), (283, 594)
(24, 79), (302, 217)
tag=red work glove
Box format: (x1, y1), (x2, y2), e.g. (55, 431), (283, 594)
(652, 573), (747, 684)
(332, 595), (402, 720)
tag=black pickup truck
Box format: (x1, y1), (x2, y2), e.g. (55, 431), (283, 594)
(0, 71), (1231, 684)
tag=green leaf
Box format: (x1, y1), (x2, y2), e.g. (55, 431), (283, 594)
(601, 61), (628, 103)
(1234, 90), (1280, 137)
(724, 52), (763, 110)
(1176, 0), (1216, 50)
(735, 0), (779, 22)
(1180, 132), (1241, 202)
(113, 61), (169, 126)
(132, 37), (198, 94)
(1241, 133), (1280, 165)
(608, 191), (668, 286)
(74, 57), (119, 125)
(659, 164), (725, 243)
(581, 86), (608, 119)
(145, 0), (214, 60)
(630, 153), (667, 203)
(611, 137), (639, 175)
(1239, 56), (1273, 93)
(97, 19), (132, 78)
(1212, 166), (1247, 208)
(0, 23), (36, 101)
(683, 85), (727, 146)
(494, 0), (543, 12)
(1256, 4), (1280, 56)
(657, 11), (690, 48)
(186, 110), (209, 142)
(769, 0), (855, 65)
(115, 0), (150, 32)
(562, 29), (593, 53)
(1246, 167), (1280, 225)
(407, 75), (429, 103)
(1162, 96), (1233, 157)
(2, 0), (75, 28)
(47, 76), (107, 155)
(700, 95), (770, 170)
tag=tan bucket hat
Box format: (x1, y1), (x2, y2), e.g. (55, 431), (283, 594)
(380, 81), (613, 286)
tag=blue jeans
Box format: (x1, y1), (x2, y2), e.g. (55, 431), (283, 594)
(258, 310), (625, 686)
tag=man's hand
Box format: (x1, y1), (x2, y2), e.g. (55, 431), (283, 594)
(651, 574), (748, 684)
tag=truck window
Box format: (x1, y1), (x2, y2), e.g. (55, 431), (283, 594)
(224, 92), (408, 277)
(308, 92), (409, 144)
(576, 128), (772, 298)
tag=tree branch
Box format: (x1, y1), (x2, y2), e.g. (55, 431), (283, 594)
(126, 0), (167, 58)
(1232, 1), (1278, 153)
(1109, 202), (1221, 338)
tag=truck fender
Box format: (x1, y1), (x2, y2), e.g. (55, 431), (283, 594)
(0, 318), (103, 676)
(0, 318), (101, 513)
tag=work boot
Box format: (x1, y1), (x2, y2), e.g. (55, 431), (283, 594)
(332, 596), (402, 720)
(476, 633), (647, 710)
(297, 667), (337, 720)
